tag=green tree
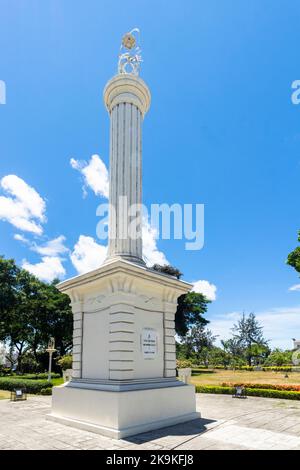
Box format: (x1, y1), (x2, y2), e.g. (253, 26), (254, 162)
(0, 257), (72, 372)
(179, 325), (217, 364)
(208, 347), (231, 368)
(29, 279), (73, 357)
(221, 338), (244, 357)
(246, 343), (269, 366)
(0, 256), (20, 339)
(287, 230), (300, 274)
(175, 292), (210, 337)
(231, 312), (269, 366)
(220, 339), (246, 368)
(151, 265), (211, 336)
(264, 348), (292, 366)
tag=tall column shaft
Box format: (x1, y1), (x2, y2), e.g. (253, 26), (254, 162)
(104, 75), (150, 264)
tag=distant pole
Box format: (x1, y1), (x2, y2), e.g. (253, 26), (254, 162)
(46, 337), (56, 382)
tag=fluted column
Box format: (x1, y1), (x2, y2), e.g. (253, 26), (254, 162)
(104, 74), (150, 264)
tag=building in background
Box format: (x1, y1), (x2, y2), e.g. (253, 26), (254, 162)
(292, 339), (300, 350)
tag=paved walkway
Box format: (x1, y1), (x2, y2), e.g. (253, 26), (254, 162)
(0, 394), (300, 450)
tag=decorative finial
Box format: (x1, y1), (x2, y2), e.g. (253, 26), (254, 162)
(118, 28), (142, 76)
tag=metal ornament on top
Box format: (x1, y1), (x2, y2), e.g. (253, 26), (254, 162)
(118, 28), (142, 76)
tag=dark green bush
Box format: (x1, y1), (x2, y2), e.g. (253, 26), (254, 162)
(0, 377), (53, 394)
(18, 354), (40, 374)
(40, 387), (52, 395)
(0, 366), (12, 376)
(192, 369), (215, 375)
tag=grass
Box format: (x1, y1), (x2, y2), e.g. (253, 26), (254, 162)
(51, 377), (64, 386)
(191, 369), (300, 387)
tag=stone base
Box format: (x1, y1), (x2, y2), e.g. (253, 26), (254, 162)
(47, 382), (200, 439)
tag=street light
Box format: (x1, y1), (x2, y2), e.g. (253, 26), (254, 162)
(46, 337), (56, 382)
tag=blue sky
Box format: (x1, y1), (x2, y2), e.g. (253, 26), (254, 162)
(0, 1), (300, 348)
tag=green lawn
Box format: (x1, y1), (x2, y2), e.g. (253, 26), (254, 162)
(52, 377), (64, 386)
(191, 369), (300, 386)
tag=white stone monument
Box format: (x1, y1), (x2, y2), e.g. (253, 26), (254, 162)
(48, 30), (199, 439)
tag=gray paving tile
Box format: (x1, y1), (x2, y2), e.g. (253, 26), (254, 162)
(0, 394), (299, 450)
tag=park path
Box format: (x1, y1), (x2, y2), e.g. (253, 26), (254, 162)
(0, 394), (300, 450)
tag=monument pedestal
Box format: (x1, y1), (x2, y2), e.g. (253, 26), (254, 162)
(48, 381), (198, 439)
(47, 259), (199, 438)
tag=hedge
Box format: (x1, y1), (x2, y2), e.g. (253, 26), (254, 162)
(0, 377), (53, 394)
(0, 372), (60, 379)
(13, 373), (60, 380)
(196, 385), (233, 395)
(192, 369), (215, 375)
(246, 388), (300, 400)
(195, 384), (300, 400)
(227, 366), (293, 372)
(222, 382), (300, 392)
(178, 365), (295, 371)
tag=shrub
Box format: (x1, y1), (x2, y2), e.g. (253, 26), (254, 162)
(56, 355), (72, 371)
(0, 377), (53, 394)
(176, 359), (193, 369)
(0, 366), (12, 376)
(151, 264), (183, 279)
(18, 354), (40, 373)
(40, 387), (52, 395)
(195, 384), (300, 400)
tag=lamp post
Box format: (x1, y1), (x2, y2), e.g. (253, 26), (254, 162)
(46, 337), (56, 382)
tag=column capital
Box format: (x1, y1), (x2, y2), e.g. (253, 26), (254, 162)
(104, 74), (151, 117)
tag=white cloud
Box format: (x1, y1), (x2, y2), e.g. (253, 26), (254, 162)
(70, 155), (109, 198)
(193, 279), (217, 301)
(0, 175), (46, 234)
(71, 156), (168, 267)
(70, 227), (168, 274)
(13, 233), (29, 243)
(142, 219), (169, 266)
(70, 235), (107, 275)
(31, 235), (68, 256)
(210, 307), (300, 350)
(289, 284), (300, 292)
(22, 256), (66, 282)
